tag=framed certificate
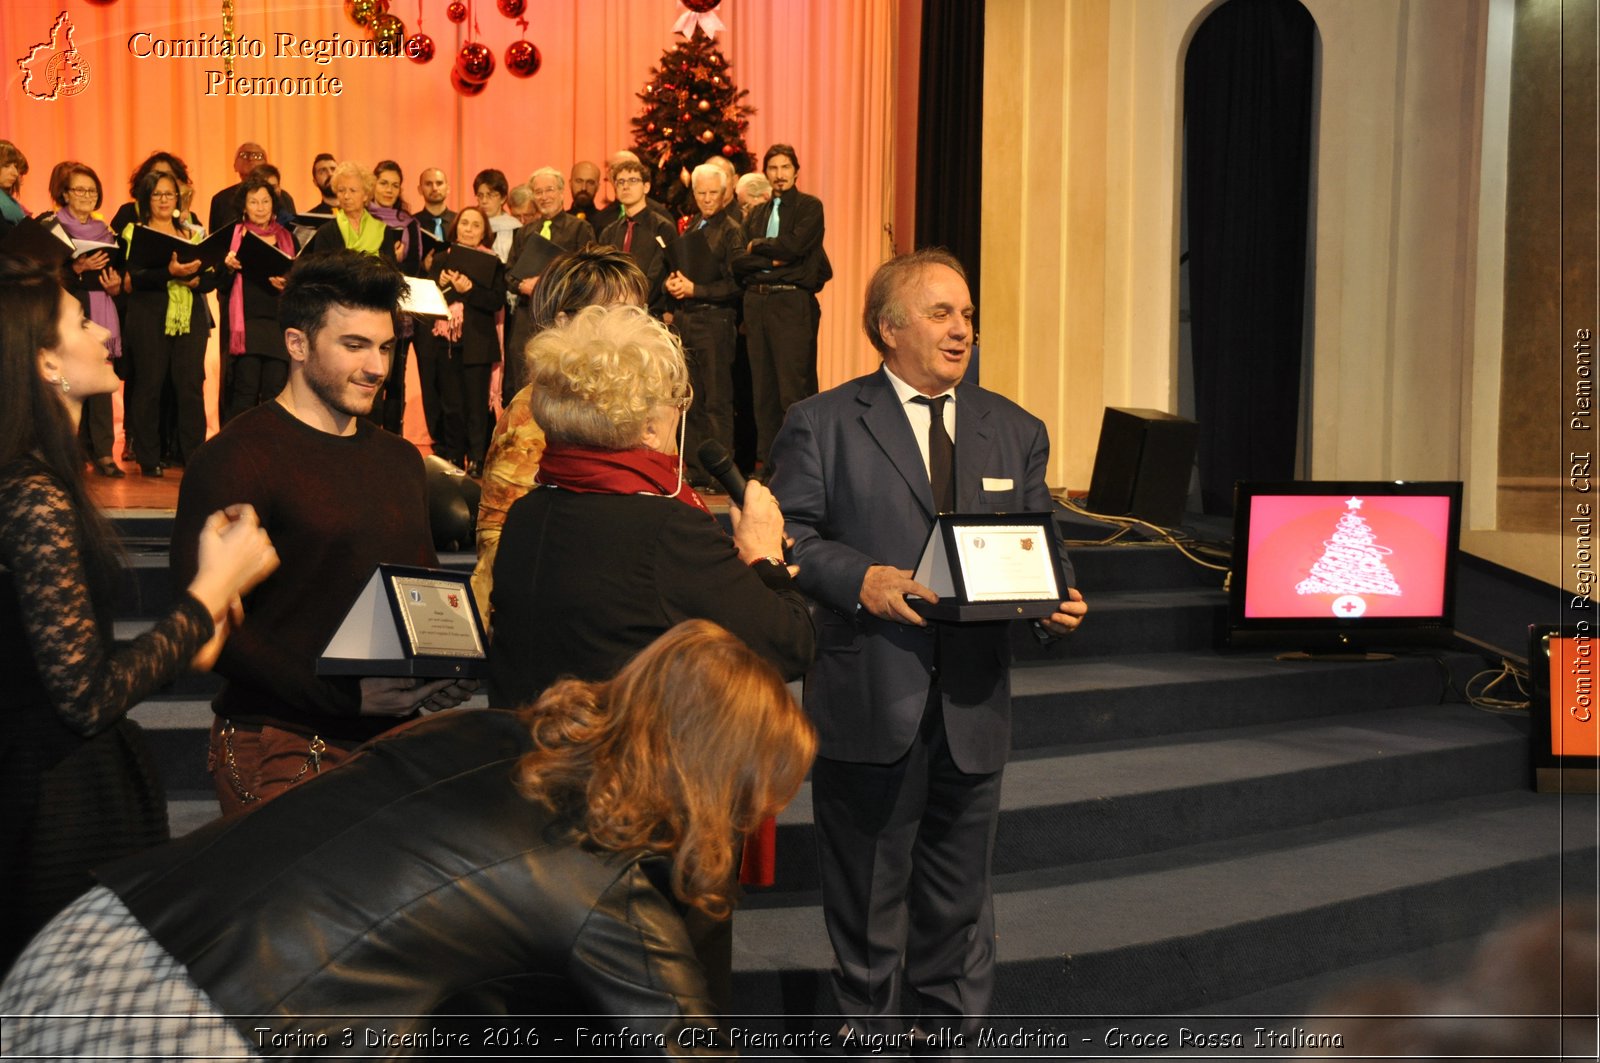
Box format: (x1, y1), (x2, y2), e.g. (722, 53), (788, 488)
(317, 564), (487, 678)
(909, 512), (1065, 622)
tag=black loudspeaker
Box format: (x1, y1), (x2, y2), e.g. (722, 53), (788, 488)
(1086, 407), (1199, 528)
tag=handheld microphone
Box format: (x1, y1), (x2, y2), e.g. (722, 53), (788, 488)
(696, 440), (748, 503)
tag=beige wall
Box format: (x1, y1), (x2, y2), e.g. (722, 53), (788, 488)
(981, 0), (1559, 580)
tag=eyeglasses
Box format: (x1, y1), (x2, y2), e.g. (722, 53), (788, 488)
(237, 151), (266, 161)
(611, 176), (643, 187)
(668, 384), (694, 411)
(150, 191), (178, 200)
(67, 187), (97, 196)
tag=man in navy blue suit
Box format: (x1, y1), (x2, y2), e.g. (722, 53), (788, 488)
(770, 249), (1086, 1046)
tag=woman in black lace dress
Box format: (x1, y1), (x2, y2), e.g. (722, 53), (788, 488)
(0, 257), (277, 971)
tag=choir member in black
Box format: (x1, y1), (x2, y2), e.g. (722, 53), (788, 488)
(108, 153), (197, 469)
(40, 162), (126, 478)
(0, 140), (28, 234)
(431, 207), (506, 476)
(503, 166), (596, 398)
(119, 171), (215, 478)
(666, 164), (744, 488)
(305, 161), (399, 264)
(309, 152), (338, 211)
(219, 173), (295, 421)
(598, 159), (676, 317)
(363, 160), (423, 434)
(416, 167), (455, 242)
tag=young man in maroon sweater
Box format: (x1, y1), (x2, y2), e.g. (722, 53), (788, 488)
(173, 250), (475, 815)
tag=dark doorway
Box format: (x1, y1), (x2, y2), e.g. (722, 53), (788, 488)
(1183, 0), (1317, 514)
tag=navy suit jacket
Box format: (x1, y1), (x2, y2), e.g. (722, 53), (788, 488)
(769, 368), (1075, 774)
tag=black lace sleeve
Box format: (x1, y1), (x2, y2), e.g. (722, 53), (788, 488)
(0, 469), (214, 736)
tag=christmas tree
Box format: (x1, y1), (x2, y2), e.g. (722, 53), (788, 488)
(629, 27), (755, 219)
(1295, 497), (1403, 604)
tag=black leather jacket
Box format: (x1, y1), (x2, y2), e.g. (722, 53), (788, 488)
(97, 710), (728, 1057)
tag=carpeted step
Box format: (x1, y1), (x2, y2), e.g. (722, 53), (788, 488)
(1016, 587), (1229, 659)
(762, 703), (1531, 892)
(730, 791), (1599, 1022)
(1062, 543), (1229, 593)
(1008, 650), (1480, 748)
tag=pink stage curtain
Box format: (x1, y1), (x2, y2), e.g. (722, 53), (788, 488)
(3, 0), (900, 445)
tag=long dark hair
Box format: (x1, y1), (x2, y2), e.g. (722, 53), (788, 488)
(126, 151), (190, 197)
(0, 256), (122, 609)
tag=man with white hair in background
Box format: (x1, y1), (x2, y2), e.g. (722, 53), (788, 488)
(735, 172), (772, 223)
(666, 163), (743, 488)
(504, 166), (597, 396)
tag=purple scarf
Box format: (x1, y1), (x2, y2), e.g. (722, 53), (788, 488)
(54, 211), (123, 360)
(367, 203), (416, 262)
(227, 220), (295, 354)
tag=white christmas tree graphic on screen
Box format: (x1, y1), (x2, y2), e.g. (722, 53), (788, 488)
(1294, 497), (1401, 617)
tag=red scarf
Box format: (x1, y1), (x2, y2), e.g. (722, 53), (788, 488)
(536, 444), (709, 514)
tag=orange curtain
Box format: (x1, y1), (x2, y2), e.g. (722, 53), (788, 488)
(4, 0), (901, 402)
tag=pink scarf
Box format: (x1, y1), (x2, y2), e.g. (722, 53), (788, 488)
(227, 220), (295, 355)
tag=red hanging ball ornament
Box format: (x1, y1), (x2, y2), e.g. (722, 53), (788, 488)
(450, 67), (487, 96)
(720, 144), (738, 158)
(405, 33), (434, 63)
(456, 41), (495, 83)
(496, 0), (526, 17)
(445, 1), (468, 23)
(504, 39), (541, 78)
(682, 0), (722, 11)
(646, 122), (657, 133)
(698, 129), (715, 144)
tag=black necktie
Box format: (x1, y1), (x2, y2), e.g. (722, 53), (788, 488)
(912, 395), (955, 513)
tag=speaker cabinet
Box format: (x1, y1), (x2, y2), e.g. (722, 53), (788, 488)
(1086, 407), (1198, 528)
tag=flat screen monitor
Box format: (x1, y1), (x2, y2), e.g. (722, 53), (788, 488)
(1226, 481), (1463, 653)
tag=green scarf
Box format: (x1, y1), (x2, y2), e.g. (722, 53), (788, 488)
(336, 209), (385, 255)
(123, 222), (196, 336)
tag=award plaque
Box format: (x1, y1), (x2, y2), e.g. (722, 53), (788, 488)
(909, 513), (1065, 622)
(317, 564), (487, 678)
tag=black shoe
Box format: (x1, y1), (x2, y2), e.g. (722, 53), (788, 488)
(95, 459), (126, 479)
(140, 464), (163, 478)
(466, 461), (483, 478)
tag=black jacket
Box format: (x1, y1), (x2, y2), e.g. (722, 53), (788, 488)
(488, 488), (815, 707)
(97, 710), (726, 1055)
